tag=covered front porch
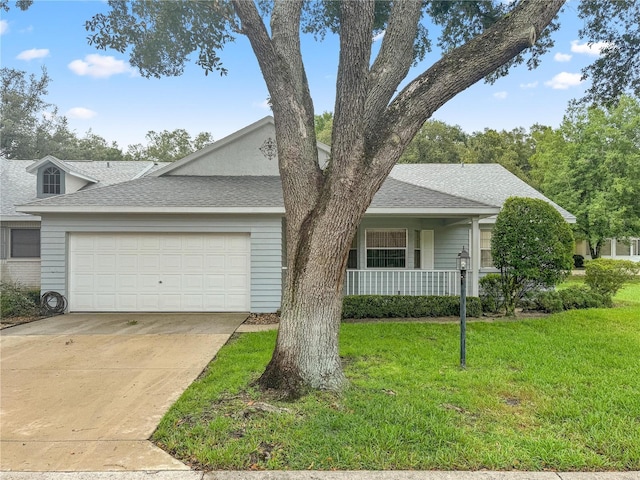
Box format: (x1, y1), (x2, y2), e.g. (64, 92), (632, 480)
(340, 214), (493, 298)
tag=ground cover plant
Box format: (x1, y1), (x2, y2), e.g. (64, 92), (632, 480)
(153, 303), (640, 471)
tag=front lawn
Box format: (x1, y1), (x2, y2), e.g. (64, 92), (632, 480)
(153, 307), (640, 471)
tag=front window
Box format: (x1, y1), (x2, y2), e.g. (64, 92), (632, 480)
(43, 166), (61, 194)
(11, 229), (40, 258)
(481, 230), (494, 268)
(366, 229), (406, 268)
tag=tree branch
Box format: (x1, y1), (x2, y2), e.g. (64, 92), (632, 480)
(364, 0), (423, 133)
(332, 0), (374, 173)
(367, 0), (565, 176)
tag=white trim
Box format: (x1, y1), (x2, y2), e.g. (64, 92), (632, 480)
(17, 205), (501, 216)
(26, 155), (98, 183)
(419, 230), (434, 270)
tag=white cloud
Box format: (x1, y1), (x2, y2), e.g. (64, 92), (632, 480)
(570, 40), (612, 56)
(554, 52), (572, 62)
(493, 91), (508, 100)
(373, 30), (385, 42)
(68, 54), (134, 78)
(520, 81), (538, 89)
(17, 48), (49, 61)
(0, 20), (8, 35)
(67, 107), (97, 119)
(544, 72), (584, 90)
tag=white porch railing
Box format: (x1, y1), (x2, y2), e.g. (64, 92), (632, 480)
(344, 269), (461, 296)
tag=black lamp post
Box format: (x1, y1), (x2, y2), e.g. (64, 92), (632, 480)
(456, 246), (470, 369)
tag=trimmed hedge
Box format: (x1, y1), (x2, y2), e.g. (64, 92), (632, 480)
(342, 295), (482, 319)
(521, 285), (611, 313)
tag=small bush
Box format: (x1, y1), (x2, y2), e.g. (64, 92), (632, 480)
(0, 282), (41, 318)
(573, 254), (585, 269)
(342, 295), (481, 319)
(522, 285), (611, 313)
(479, 273), (504, 314)
(558, 285), (611, 309)
(585, 258), (640, 298)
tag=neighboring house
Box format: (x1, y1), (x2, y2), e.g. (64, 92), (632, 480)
(1, 156), (167, 287)
(18, 117), (575, 313)
(575, 239), (640, 263)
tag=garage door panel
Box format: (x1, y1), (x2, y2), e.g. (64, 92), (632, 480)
(226, 294), (249, 311)
(205, 295), (225, 310)
(227, 274), (248, 290)
(162, 275), (182, 289)
(117, 255), (138, 272)
(69, 233), (250, 312)
(161, 294), (182, 310)
(73, 274), (95, 291)
(140, 255), (160, 269)
(205, 257), (226, 271)
(184, 255), (205, 271)
(118, 295), (138, 310)
(161, 254), (182, 270)
(95, 275), (116, 290)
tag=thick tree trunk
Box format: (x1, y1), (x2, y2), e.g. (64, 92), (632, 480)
(233, 0), (566, 396)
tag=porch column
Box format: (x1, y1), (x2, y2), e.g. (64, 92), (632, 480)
(471, 217), (480, 296)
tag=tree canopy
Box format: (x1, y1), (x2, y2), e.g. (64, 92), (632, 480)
(530, 95), (640, 257)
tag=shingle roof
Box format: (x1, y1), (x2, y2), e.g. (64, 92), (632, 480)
(18, 175), (496, 212)
(1, 158), (169, 217)
(390, 163), (575, 221)
(1, 159), (37, 218)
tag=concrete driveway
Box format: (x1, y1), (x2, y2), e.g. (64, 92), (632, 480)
(0, 313), (247, 472)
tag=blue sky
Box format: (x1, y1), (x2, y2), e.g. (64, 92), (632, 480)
(1, 1), (609, 149)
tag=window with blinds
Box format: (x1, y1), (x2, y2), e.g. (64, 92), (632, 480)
(366, 229), (407, 268)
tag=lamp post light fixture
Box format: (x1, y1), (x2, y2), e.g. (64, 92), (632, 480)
(457, 246), (470, 369)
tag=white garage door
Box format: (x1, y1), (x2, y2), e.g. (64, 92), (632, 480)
(69, 233), (250, 312)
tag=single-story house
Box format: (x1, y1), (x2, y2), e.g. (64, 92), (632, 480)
(17, 116), (575, 313)
(1, 156), (167, 287)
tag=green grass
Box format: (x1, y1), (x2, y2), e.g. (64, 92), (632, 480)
(153, 307), (640, 471)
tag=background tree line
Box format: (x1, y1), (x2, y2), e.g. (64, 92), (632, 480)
(1, 67), (213, 162)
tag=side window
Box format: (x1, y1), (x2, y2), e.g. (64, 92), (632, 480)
(481, 230), (493, 268)
(10, 229), (41, 258)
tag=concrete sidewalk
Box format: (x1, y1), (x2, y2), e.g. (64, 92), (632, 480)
(1, 471), (639, 480)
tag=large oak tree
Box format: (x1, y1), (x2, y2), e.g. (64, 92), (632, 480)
(7, 0), (637, 395)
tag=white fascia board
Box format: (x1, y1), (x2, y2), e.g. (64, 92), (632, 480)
(16, 205), (286, 214)
(365, 207), (501, 216)
(0, 214), (41, 222)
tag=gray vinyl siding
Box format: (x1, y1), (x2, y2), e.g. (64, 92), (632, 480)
(39, 213), (283, 313)
(434, 224), (471, 270)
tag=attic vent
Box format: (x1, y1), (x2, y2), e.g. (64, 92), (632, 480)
(259, 137), (277, 161)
